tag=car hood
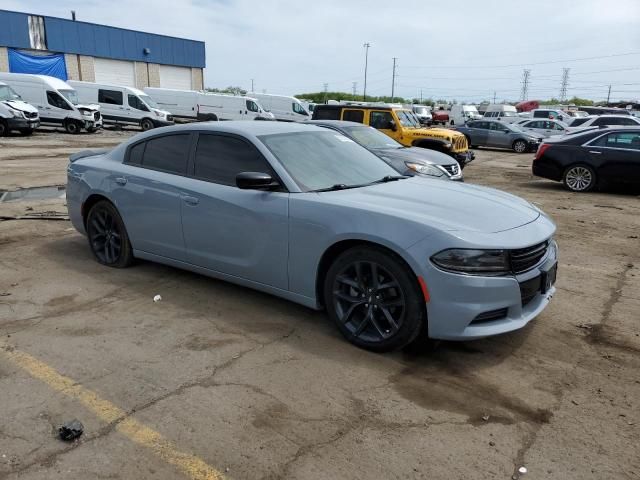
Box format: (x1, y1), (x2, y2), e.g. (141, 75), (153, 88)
(315, 177), (540, 233)
(2, 99), (38, 114)
(374, 146), (456, 167)
(76, 103), (100, 112)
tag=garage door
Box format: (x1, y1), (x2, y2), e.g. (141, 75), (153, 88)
(94, 58), (135, 87)
(159, 65), (192, 90)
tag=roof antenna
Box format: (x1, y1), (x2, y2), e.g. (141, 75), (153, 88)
(71, 10), (76, 21)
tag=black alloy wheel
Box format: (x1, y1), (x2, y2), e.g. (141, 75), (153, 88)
(324, 247), (425, 352)
(86, 201), (133, 268)
(513, 139), (528, 153)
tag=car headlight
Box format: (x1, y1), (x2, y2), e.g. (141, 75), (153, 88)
(405, 162), (444, 177)
(8, 108), (23, 118)
(431, 249), (510, 275)
(82, 110), (92, 117)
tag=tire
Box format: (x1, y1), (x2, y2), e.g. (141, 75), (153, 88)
(87, 127), (97, 133)
(563, 164), (597, 192)
(450, 120), (455, 126)
(512, 139), (528, 153)
(19, 128), (34, 136)
(140, 118), (154, 131)
(323, 246), (426, 352)
(464, 135), (475, 149)
(65, 120), (81, 135)
(0, 120), (8, 137)
(86, 200), (134, 268)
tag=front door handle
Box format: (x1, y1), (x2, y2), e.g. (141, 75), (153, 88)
(181, 195), (199, 206)
(588, 151), (602, 154)
(115, 177), (127, 186)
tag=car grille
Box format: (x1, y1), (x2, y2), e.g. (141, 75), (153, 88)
(471, 308), (509, 324)
(519, 275), (542, 307)
(94, 112), (101, 121)
(452, 135), (468, 151)
(510, 241), (549, 274)
(25, 111), (38, 119)
(442, 164), (460, 176)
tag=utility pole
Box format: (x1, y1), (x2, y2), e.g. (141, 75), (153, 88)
(323, 83), (328, 104)
(607, 85), (612, 104)
(352, 81), (357, 97)
(251, 79), (254, 92)
(391, 57), (397, 102)
(520, 69), (531, 101)
(493, 91), (496, 104)
(363, 42), (371, 102)
(559, 68), (570, 102)
(420, 89), (423, 103)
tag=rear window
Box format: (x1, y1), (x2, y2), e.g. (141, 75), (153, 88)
(314, 108), (341, 120)
(140, 134), (190, 174)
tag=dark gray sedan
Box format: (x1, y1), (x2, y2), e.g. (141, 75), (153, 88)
(307, 120), (462, 180)
(456, 120), (544, 153)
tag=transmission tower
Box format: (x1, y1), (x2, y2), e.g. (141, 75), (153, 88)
(323, 83), (329, 103)
(352, 81), (357, 96)
(559, 68), (570, 102)
(520, 69), (531, 101)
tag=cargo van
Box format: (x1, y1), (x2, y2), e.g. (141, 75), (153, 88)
(411, 104), (432, 125)
(449, 105), (482, 125)
(248, 92), (309, 121)
(483, 104), (520, 124)
(143, 87), (274, 122)
(0, 73), (102, 134)
(0, 81), (40, 136)
(69, 81), (173, 131)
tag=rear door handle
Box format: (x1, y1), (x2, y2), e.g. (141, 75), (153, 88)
(181, 195), (199, 206)
(588, 151), (602, 154)
(115, 177), (127, 185)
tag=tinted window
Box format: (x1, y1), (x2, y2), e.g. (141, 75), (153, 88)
(592, 132), (640, 150)
(571, 117), (589, 126)
(292, 102), (308, 115)
(342, 109), (364, 123)
(141, 134), (190, 174)
(47, 91), (72, 110)
(194, 134), (273, 186)
(246, 100), (259, 112)
(314, 108), (341, 120)
(128, 142), (146, 165)
(128, 94), (149, 111)
(533, 111), (547, 118)
(369, 111), (394, 129)
(489, 122), (506, 131)
(476, 121), (490, 129)
(98, 89), (123, 105)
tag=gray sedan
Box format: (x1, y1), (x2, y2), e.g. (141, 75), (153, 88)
(306, 120), (462, 180)
(517, 119), (568, 138)
(67, 122), (557, 352)
(456, 120), (544, 153)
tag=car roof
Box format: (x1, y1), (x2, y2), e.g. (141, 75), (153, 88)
(315, 104), (393, 111)
(305, 120), (367, 128)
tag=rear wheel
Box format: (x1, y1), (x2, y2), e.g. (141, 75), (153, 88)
(563, 164), (596, 192)
(86, 201), (134, 268)
(65, 120), (81, 134)
(324, 246), (426, 352)
(450, 120), (455, 126)
(513, 139), (528, 153)
(0, 120), (8, 137)
(140, 118), (154, 131)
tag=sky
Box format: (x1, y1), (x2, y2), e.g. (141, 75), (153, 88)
(5, 0), (640, 102)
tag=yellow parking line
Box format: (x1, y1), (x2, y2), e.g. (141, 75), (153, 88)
(1, 346), (225, 480)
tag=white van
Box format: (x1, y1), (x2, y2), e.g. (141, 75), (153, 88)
(143, 88), (273, 122)
(0, 73), (102, 134)
(411, 104), (432, 125)
(248, 93), (309, 121)
(0, 81), (40, 136)
(483, 104), (520, 124)
(449, 105), (481, 125)
(69, 81), (173, 131)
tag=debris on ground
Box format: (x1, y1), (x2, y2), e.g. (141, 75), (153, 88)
(518, 466), (528, 475)
(58, 419), (84, 441)
(481, 414), (490, 421)
(576, 323), (593, 330)
(153, 294), (162, 302)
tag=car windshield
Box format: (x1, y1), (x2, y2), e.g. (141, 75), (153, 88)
(414, 106), (430, 114)
(501, 111), (517, 117)
(343, 126), (404, 150)
(59, 89), (79, 105)
(395, 110), (420, 128)
(0, 85), (22, 101)
(139, 94), (158, 108)
(258, 131), (401, 192)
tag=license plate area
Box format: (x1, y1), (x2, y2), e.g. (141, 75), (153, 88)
(540, 262), (557, 294)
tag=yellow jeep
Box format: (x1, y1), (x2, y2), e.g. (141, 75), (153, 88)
(312, 104), (474, 167)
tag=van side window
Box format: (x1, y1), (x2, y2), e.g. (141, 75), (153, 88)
(292, 102), (308, 115)
(128, 94), (150, 112)
(46, 91), (72, 110)
(315, 108), (340, 120)
(98, 89), (123, 105)
(246, 100), (259, 112)
(342, 110), (364, 123)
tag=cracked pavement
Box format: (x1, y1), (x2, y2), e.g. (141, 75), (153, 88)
(1, 129), (639, 479)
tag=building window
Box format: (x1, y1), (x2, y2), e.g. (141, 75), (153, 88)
(28, 16), (47, 50)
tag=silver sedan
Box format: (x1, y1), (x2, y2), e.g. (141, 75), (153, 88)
(518, 119), (568, 137)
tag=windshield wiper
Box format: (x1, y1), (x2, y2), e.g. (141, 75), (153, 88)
(311, 183), (352, 192)
(367, 175), (409, 185)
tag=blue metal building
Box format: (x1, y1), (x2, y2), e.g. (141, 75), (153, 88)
(0, 9), (206, 90)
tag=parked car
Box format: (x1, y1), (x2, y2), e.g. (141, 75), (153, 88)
(529, 108), (572, 123)
(565, 114), (640, 132)
(248, 92), (310, 121)
(518, 119), (568, 138)
(533, 127), (640, 192)
(515, 100), (539, 113)
(0, 80), (40, 136)
(411, 104), (432, 126)
(307, 120), (462, 181)
(455, 120), (544, 153)
(0, 72), (102, 134)
(449, 105), (482, 126)
(70, 81), (173, 131)
(431, 107), (449, 125)
(312, 104), (474, 167)
(483, 104), (521, 124)
(67, 122), (557, 352)
(578, 106), (632, 116)
(144, 87), (274, 122)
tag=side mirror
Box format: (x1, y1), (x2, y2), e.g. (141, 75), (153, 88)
(504, 129), (510, 133)
(236, 172), (279, 190)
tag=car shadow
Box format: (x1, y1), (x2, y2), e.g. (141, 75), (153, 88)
(528, 180), (640, 196)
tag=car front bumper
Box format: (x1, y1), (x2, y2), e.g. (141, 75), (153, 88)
(454, 150), (474, 166)
(7, 117), (40, 130)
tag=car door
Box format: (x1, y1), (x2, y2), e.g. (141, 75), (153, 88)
(466, 121), (489, 145)
(179, 133), (289, 289)
(110, 133), (192, 261)
(521, 120), (541, 135)
(45, 90), (73, 124)
(246, 99), (260, 119)
(127, 94), (150, 123)
(98, 88), (127, 123)
(488, 121), (510, 147)
(586, 131), (640, 184)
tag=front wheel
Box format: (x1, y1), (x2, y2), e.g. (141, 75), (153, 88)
(324, 247), (426, 352)
(86, 201), (134, 268)
(513, 139), (528, 153)
(0, 120), (8, 137)
(563, 164), (596, 192)
(140, 118), (154, 131)
(65, 120), (81, 134)
(19, 128), (34, 136)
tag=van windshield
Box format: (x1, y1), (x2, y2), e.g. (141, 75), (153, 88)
(501, 111), (517, 117)
(59, 89), (79, 105)
(0, 85), (22, 101)
(414, 106), (430, 115)
(139, 94), (158, 108)
(395, 110), (420, 128)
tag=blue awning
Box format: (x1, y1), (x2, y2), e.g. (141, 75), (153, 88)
(8, 48), (67, 80)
